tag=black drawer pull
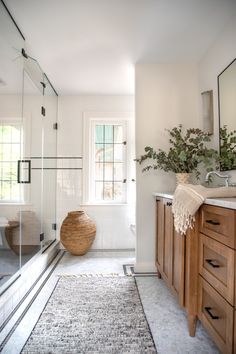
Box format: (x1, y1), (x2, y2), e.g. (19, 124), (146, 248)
(167, 202), (172, 206)
(205, 259), (220, 268)
(204, 307), (219, 320)
(206, 219), (220, 226)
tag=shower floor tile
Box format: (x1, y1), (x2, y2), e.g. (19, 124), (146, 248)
(0, 249), (39, 287)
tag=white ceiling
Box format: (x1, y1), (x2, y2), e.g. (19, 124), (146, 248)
(5, 0), (236, 95)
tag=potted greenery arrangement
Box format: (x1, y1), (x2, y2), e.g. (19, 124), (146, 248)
(136, 125), (218, 183)
(219, 125), (236, 171)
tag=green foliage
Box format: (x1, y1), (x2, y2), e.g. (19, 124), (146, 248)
(219, 125), (236, 171)
(136, 125), (218, 178)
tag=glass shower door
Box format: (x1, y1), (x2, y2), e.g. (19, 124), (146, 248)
(20, 67), (44, 262)
(41, 75), (57, 248)
(0, 0), (58, 295)
(0, 1), (24, 290)
(21, 59), (58, 255)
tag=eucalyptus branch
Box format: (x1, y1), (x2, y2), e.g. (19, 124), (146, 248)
(136, 125), (217, 178)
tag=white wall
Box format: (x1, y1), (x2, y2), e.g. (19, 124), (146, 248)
(135, 63), (200, 272)
(135, 16), (236, 272)
(198, 15), (236, 180)
(57, 95), (135, 250)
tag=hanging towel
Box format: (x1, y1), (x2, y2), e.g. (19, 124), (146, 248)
(172, 184), (236, 235)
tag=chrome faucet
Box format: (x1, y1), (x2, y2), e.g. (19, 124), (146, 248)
(205, 171), (230, 187)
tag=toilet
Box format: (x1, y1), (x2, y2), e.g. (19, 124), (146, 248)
(0, 217), (20, 253)
(0, 217), (9, 248)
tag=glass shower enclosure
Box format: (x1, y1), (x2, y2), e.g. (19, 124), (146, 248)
(0, 1), (58, 293)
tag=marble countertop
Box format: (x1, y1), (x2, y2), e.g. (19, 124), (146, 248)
(153, 192), (174, 200)
(153, 192), (236, 210)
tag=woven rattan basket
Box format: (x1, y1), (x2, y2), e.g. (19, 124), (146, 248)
(60, 211), (96, 255)
(175, 173), (191, 185)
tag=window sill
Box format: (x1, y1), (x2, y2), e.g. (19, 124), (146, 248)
(0, 202), (32, 206)
(81, 203), (128, 207)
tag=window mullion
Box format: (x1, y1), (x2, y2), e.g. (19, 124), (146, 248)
(103, 125), (105, 200)
(10, 126), (12, 200)
(112, 125), (114, 200)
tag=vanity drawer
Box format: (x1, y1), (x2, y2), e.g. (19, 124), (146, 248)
(200, 204), (235, 248)
(198, 276), (234, 354)
(199, 233), (235, 305)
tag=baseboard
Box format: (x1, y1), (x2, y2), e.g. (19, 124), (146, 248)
(134, 262), (157, 273)
(89, 248), (135, 253)
(60, 246), (135, 253)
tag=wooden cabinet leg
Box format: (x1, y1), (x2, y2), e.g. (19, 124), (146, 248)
(188, 315), (197, 337)
(157, 269), (162, 278)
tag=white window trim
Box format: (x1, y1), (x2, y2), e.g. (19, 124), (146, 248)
(83, 111), (134, 206)
(0, 119), (23, 204)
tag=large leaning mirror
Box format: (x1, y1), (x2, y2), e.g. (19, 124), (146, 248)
(218, 58), (236, 171)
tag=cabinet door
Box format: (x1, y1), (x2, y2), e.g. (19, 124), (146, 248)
(172, 228), (185, 307)
(163, 198), (173, 284)
(156, 199), (164, 272)
(156, 197), (185, 307)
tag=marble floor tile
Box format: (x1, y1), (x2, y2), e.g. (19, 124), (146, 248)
(136, 277), (219, 354)
(1, 251), (219, 354)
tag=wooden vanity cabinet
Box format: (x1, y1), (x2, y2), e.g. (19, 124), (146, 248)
(156, 197), (200, 336)
(198, 204), (236, 353)
(155, 196), (236, 352)
(156, 198), (185, 307)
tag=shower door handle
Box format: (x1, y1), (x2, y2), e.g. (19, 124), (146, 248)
(17, 160), (31, 183)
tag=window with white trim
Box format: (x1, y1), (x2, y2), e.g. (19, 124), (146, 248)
(90, 121), (127, 203)
(83, 112), (135, 206)
(0, 123), (22, 202)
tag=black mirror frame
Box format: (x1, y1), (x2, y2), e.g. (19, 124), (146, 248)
(217, 57), (236, 171)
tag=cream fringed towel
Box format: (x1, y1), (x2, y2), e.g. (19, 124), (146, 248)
(172, 184), (236, 235)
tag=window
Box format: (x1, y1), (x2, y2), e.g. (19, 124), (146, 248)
(83, 112), (135, 205)
(0, 123), (21, 202)
(92, 122), (126, 202)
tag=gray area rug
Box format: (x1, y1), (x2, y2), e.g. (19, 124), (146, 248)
(22, 275), (157, 353)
